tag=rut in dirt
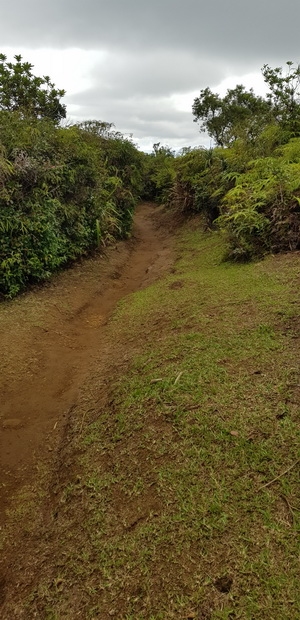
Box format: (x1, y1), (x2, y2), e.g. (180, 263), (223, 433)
(0, 202), (175, 520)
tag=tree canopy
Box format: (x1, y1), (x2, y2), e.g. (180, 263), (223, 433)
(193, 62), (300, 146)
(192, 85), (271, 147)
(262, 61), (300, 136)
(0, 54), (66, 123)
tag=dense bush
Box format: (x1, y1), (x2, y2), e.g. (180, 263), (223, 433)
(217, 140), (300, 258)
(2, 56), (300, 299)
(171, 148), (228, 223)
(142, 143), (176, 204)
(145, 130), (300, 259)
(0, 112), (143, 297)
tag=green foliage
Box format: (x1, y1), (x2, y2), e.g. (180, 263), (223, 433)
(217, 147), (300, 258)
(193, 62), (300, 148)
(147, 133), (300, 260)
(0, 54), (66, 123)
(2, 55), (300, 297)
(142, 143), (176, 203)
(150, 61), (300, 261)
(0, 111), (143, 298)
(169, 148), (227, 222)
(192, 85), (271, 147)
(262, 61), (300, 136)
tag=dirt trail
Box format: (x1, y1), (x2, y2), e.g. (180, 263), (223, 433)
(0, 203), (174, 520)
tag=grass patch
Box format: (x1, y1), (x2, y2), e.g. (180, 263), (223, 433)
(13, 223), (300, 618)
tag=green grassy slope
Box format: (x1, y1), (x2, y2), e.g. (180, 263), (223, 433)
(10, 218), (300, 619)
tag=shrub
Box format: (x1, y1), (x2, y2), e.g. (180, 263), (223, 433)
(0, 112), (142, 297)
(217, 151), (300, 258)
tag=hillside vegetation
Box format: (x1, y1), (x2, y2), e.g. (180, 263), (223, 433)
(0, 55), (144, 298)
(1, 57), (300, 298)
(0, 114), (144, 298)
(143, 62), (300, 260)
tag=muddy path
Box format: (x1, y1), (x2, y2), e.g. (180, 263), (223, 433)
(0, 202), (175, 520)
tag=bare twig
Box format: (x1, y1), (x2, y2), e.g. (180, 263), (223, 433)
(174, 371), (184, 385)
(142, 357), (153, 367)
(258, 460), (299, 490)
(281, 494), (296, 524)
(185, 404), (201, 411)
(79, 410), (88, 435)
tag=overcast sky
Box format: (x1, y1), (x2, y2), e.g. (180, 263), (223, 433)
(1, 1), (299, 151)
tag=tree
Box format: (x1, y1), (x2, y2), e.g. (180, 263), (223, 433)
(152, 142), (175, 157)
(192, 85), (271, 147)
(262, 61), (300, 136)
(193, 63), (300, 146)
(192, 87), (224, 146)
(0, 54), (66, 123)
(77, 120), (119, 139)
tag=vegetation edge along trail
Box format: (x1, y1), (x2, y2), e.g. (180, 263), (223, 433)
(0, 54), (299, 618)
(0, 212), (299, 619)
(0, 202), (174, 519)
(1, 57), (300, 302)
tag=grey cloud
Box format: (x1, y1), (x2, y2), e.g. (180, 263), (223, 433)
(1, 0), (300, 67)
(68, 87), (201, 147)
(68, 50), (225, 101)
(2, 0), (299, 149)
(64, 50), (223, 147)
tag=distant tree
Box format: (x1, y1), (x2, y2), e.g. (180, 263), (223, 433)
(262, 61), (300, 136)
(178, 146), (193, 156)
(77, 120), (119, 139)
(0, 54), (66, 123)
(192, 85), (271, 147)
(193, 62), (300, 146)
(192, 87), (224, 146)
(152, 142), (175, 157)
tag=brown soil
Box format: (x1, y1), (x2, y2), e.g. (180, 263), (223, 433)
(0, 203), (175, 522)
(0, 207), (299, 619)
